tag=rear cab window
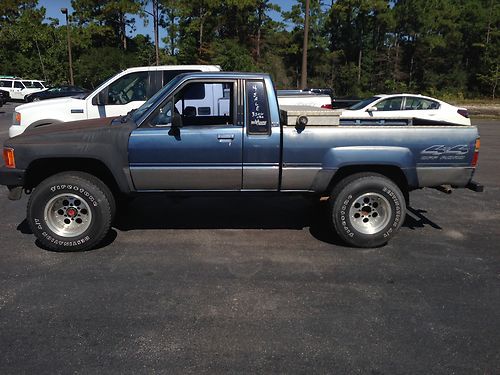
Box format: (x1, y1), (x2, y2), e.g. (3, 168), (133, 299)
(246, 80), (271, 135)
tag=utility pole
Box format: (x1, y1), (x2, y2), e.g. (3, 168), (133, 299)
(300, 0), (310, 89)
(153, 0), (159, 65)
(61, 8), (74, 85)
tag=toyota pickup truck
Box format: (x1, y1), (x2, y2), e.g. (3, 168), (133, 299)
(0, 72), (483, 252)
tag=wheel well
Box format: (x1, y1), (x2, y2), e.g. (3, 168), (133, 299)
(327, 165), (409, 202)
(25, 158), (120, 197)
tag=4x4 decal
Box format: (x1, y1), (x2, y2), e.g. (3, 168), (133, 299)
(421, 144), (469, 160)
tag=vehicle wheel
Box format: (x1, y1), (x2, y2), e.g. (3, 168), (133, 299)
(330, 173), (406, 248)
(33, 97), (40, 101)
(27, 172), (114, 251)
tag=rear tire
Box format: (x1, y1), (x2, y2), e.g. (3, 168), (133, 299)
(330, 173), (406, 248)
(27, 172), (114, 251)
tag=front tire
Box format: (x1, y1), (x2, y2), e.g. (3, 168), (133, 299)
(27, 172), (113, 251)
(330, 173), (406, 248)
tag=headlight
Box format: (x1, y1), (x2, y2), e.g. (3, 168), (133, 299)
(12, 111), (21, 125)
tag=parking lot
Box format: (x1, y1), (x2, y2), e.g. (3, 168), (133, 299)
(0, 101), (498, 373)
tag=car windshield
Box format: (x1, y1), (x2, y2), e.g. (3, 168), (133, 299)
(130, 74), (185, 124)
(348, 96), (379, 110)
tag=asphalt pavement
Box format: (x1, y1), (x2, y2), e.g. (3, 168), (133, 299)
(0, 102), (499, 374)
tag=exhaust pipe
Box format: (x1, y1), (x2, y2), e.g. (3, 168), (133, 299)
(434, 185), (453, 194)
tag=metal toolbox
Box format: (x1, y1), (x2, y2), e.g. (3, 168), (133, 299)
(280, 105), (342, 126)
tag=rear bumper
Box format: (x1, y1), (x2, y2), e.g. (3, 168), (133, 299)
(0, 166), (25, 187)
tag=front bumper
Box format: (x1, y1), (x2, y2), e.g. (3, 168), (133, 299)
(8, 125), (25, 138)
(0, 166), (25, 187)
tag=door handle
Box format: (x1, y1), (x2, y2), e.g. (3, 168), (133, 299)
(217, 134), (235, 140)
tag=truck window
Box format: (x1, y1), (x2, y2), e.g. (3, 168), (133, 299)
(0, 80), (12, 88)
(148, 81), (234, 127)
(102, 71), (149, 105)
(246, 80), (270, 134)
(14, 81), (25, 89)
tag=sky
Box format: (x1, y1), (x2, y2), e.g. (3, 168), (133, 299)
(39, 0), (295, 47)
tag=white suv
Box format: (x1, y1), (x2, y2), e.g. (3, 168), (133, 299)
(0, 79), (46, 101)
(9, 65), (221, 138)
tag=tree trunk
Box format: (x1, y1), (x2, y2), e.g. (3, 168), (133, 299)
(300, 0), (310, 89)
(169, 9), (175, 56)
(199, 17), (204, 58)
(486, 0), (493, 44)
(493, 64), (498, 99)
(394, 34), (399, 81)
(256, 1), (264, 61)
(357, 48), (362, 85)
(121, 12), (127, 50)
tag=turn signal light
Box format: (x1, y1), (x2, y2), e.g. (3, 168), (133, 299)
(3, 148), (15, 169)
(471, 138), (480, 167)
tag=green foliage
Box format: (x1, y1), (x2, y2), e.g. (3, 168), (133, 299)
(0, 0), (498, 98)
(209, 39), (256, 71)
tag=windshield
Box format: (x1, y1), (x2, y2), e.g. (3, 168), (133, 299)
(80, 73), (119, 99)
(348, 96), (379, 110)
(131, 74), (185, 124)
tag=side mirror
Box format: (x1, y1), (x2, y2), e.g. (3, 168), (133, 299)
(367, 106), (378, 112)
(98, 90), (107, 105)
(92, 90), (107, 106)
(172, 112), (183, 128)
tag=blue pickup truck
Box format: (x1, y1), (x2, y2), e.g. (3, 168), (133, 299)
(0, 72), (483, 251)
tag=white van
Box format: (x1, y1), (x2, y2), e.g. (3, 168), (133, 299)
(9, 65), (221, 138)
(0, 79), (46, 100)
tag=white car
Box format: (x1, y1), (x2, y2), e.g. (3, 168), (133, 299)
(9, 65), (221, 138)
(0, 79), (46, 101)
(340, 94), (471, 126)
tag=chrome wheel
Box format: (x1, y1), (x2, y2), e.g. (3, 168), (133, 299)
(348, 192), (391, 235)
(44, 193), (92, 237)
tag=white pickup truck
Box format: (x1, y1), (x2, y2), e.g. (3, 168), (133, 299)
(9, 65), (222, 138)
(9, 66), (332, 138)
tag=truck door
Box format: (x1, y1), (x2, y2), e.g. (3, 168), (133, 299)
(12, 81), (25, 100)
(242, 79), (281, 190)
(128, 79), (243, 190)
